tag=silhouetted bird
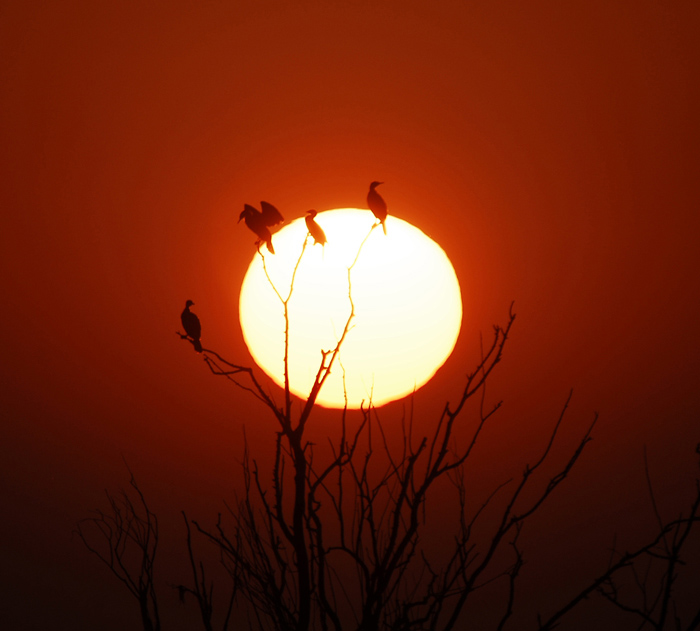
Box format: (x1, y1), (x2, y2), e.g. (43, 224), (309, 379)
(181, 300), (202, 353)
(367, 181), (387, 234)
(239, 201), (284, 254)
(305, 210), (327, 246)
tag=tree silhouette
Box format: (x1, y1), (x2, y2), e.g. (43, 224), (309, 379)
(76, 468), (160, 631)
(80, 219), (700, 630)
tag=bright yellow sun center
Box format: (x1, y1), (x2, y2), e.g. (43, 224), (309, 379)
(239, 208), (462, 408)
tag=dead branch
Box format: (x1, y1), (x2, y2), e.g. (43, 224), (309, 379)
(76, 472), (160, 631)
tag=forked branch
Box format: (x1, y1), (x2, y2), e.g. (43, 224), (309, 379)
(75, 471), (160, 631)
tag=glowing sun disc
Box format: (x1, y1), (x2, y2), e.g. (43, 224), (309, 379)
(239, 209), (462, 408)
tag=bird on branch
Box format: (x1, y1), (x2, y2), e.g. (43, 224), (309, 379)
(181, 300), (202, 353)
(305, 210), (327, 246)
(239, 201), (284, 254)
(367, 181), (387, 235)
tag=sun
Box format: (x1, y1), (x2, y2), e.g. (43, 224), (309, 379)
(239, 209), (462, 408)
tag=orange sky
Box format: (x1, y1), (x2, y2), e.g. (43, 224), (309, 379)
(2, 1), (699, 628)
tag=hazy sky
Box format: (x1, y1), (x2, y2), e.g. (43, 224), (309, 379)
(2, 1), (699, 628)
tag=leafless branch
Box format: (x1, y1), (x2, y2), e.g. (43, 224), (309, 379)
(76, 471), (160, 631)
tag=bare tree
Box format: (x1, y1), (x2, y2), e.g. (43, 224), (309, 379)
(75, 470), (160, 631)
(80, 215), (700, 630)
(180, 226), (598, 630)
(185, 223), (700, 630)
(172, 511), (237, 631)
(193, 303), (600, 630)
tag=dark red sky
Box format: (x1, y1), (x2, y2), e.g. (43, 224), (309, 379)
(2, 1), (699, 629)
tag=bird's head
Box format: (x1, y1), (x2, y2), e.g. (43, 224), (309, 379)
(239, 204), (255, 222)
(370, 181), (384, 189)
(307, 209), (318, 218)
(185, 300), (195, 307)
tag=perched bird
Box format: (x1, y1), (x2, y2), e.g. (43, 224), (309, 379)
(305, 210), (327, 246)
(367, 181), (387, 234)
(239, 201), (284, 254)
(181, 300), (202, 353)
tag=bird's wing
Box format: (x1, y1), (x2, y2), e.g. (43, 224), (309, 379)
(260, 201), (284, 226)
(243, 203), (259, 216)
(315, 225), (327, 244)
(313, 223), (327, 245)
(369, 191), (387, 213)
(181, 311), (201, 339)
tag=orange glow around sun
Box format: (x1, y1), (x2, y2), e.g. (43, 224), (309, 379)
(239, 209), (462, 408)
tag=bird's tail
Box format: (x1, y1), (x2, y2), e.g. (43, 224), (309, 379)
(382, 220), (387, 235)
(193, 339), (203, 353)
(266, 238), (275, 254)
